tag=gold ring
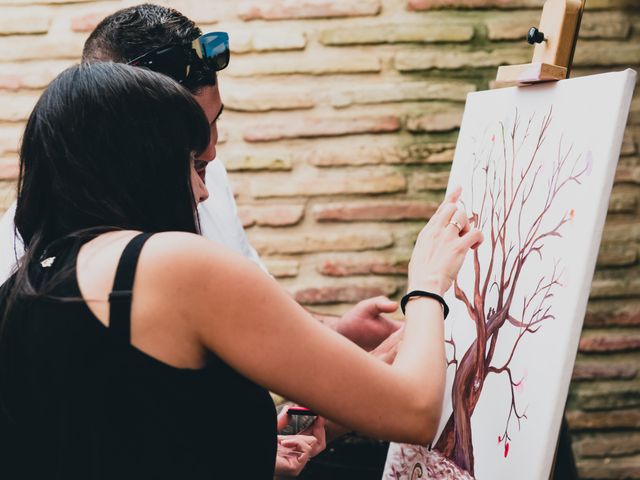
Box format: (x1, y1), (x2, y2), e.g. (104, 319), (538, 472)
(448, 220), (463, 232)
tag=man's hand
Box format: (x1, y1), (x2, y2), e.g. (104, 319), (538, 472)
(275, 406), (326, 478)
(370, 325), (403, 364)
(336, 296), (402, 351)
(274, 435), (317, 478)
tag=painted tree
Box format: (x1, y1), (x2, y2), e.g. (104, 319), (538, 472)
(433, 107), (590, 476)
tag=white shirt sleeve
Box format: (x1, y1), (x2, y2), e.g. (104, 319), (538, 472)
(0, 201), (24, 285)
(198, 160), (268, 273)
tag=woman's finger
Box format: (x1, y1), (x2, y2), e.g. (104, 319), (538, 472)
(445, 208), (469, 237)
(446, 186), (462, 204)
(458, 229), (484, 251)
(431, 203), (458, 229)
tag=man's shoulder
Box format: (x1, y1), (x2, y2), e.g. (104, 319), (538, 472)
(204, 158), (230, 187)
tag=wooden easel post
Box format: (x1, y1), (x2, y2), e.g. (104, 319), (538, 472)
(493, 1), (587, 478)
(495, 0), (586, 86)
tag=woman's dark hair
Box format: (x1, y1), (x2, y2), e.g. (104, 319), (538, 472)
(1, 61), (209, 324)
(82, 4), (215, 94)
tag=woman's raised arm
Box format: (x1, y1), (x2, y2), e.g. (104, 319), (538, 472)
(144, 193), (482, 445)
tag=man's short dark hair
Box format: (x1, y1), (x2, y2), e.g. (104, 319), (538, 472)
(82, 3), (216, 94)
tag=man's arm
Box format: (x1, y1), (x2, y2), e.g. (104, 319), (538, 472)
(0, 201), (23, 284)
(307, 297), (402, 351)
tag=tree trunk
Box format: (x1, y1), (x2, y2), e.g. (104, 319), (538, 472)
(434, 339), (487, 477)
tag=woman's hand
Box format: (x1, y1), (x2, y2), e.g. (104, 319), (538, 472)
(408, 187), (483, 295)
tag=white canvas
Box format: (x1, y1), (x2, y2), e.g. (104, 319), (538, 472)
(383, 70), (637, 480)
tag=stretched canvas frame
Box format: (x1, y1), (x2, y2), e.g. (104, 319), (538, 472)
(384, 70), (636, 480)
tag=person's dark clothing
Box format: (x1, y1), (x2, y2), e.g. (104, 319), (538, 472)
(0, 233), (276, 479)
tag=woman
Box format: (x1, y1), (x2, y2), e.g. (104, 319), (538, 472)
(0, 62), (482, 479)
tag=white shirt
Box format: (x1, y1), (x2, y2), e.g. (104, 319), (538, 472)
(0, 160), (266, 284)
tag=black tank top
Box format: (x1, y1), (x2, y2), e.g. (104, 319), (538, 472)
(0, 233), (277, 479)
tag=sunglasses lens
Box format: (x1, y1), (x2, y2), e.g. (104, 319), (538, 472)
(198, 33), (230, 71)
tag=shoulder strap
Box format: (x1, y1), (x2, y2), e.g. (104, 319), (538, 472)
(108, 233), (154, 344)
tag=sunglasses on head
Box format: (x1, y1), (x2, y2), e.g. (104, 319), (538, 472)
(127, 32), (230, 84)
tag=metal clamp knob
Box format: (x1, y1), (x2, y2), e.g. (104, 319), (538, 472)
(527, 27), (546, 45)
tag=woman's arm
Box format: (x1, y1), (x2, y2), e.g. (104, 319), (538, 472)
(144, 194), (481, 445)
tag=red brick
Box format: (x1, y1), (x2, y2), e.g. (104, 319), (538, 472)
(238, 0), (381, 20)
(572, 361), (638, 381)
(317, 254), (409, 277)
(570, 382), (640, 411)
(573, 432), (640, 458)
(250, 169), (406, 198)
(0, 181), (16, 211)
(0, 126), (23, 155)
(264, 259), (300, 278)
(579, 333), (640, 353)
(305, 142), (456, 167)
(313, 200), (438, 222)
(243, 115), (400, 142)
(585, 300), (640, 327)
(601, 221), (640, 243)
(407, 0), (543, 9)
(590, 273), (640, 299)
(574, 41), (640, 67)
(566, 409), (640, 431)
(487, 11), (631, 41)
(0, 158), (18, 181)
(608, 190), (638, 214)
(237, 206), (254, 228)
(621, 129), (636, 156)
(596, 244), (637, 267)
(331, 81), (474, 108)
(411, 171), (451, 191)
(0, 34), (84, 62)
(0, 93), (39, 122)
(228, 52), (381, 77)
(320, 23), (474, 45)
(0, 61), (73, 90)
(224, 155), (292, 172)
(249, 230), (394, 255)
(238, 204), (305, 227)
(70, 11), (109, 32)
(0, 8), (51, 34)
(224, 89), (314, 112)
(616, 165), (640, 184)
(406, 109), (464, 133)
(577, 455), (640, 479)
(395, 48), (530, 71)
(293, 283), (398, 305)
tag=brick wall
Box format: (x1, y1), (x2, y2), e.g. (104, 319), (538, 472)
(0, 0), (639, 477)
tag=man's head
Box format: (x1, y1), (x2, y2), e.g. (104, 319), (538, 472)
(82, 4), (226, 201)
(83, 4), (216, 94)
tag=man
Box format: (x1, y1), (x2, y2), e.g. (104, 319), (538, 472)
(0, 4), (402, 477)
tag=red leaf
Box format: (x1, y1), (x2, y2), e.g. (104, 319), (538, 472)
(498, 435), (502, 443)
(504, 442), (510, 458)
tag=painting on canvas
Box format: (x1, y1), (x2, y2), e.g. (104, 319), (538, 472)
(383, 69), (636, 480)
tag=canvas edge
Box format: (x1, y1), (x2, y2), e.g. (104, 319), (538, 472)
(536, 68), (638, 479)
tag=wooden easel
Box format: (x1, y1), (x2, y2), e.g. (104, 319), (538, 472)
(495, 0), (586, 87)
(495, 1), (587, 478)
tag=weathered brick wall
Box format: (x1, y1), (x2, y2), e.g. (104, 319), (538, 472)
(0, 0), (639, 477)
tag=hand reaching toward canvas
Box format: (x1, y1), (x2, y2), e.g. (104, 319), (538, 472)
(408, 187), (483, 295)
(336, 296), (402, 351)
